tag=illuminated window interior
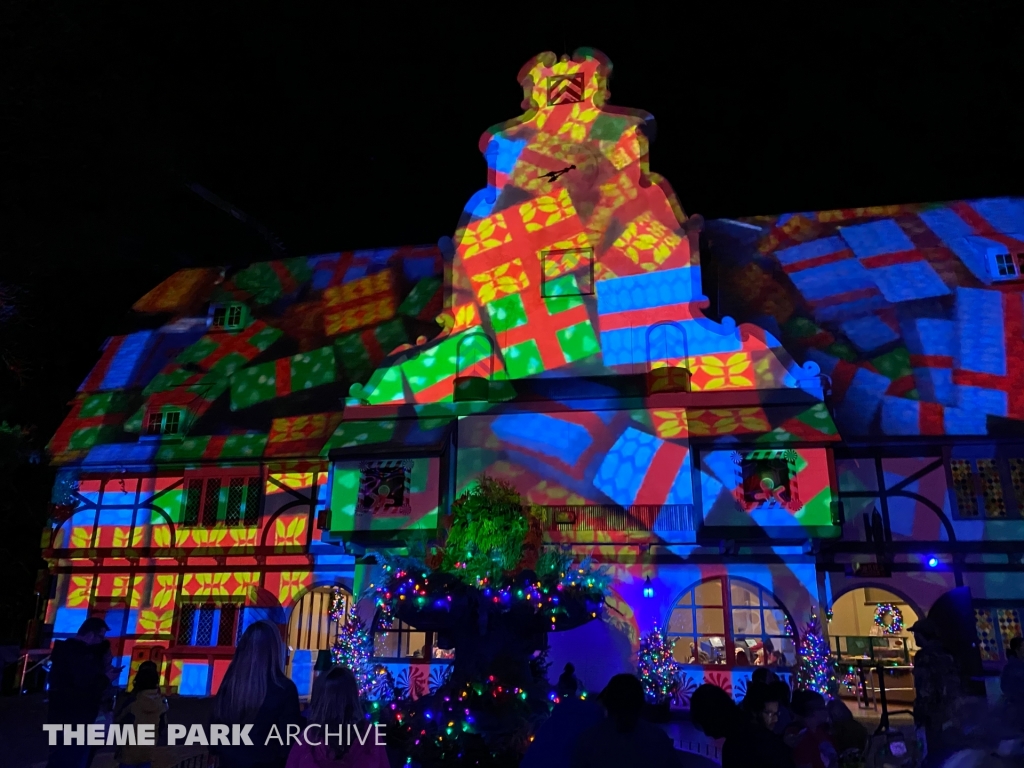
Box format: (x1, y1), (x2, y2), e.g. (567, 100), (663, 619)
(372, 618), (451, 661)
(667, 577), (796, 668)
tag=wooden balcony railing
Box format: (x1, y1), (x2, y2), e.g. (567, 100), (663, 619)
(529, 504), (698, 533)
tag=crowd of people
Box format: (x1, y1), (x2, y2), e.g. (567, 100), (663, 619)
(44, 617), (388, 768)
(41, 615), (1024, 768)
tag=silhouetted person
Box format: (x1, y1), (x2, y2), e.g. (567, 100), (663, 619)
(522, 692), (605, 768)
(1001, 636), (1024, 714)
(114, 661), (168, 768)
(571, 674), (691, 767)
(768, 679), (795, 736)
(735, 649), (750, 666)
(911, 618), (961, 766)
(742, 680), (781, 733)
(786, 690), (838, 768)
(752, 667), (779, 687)
(286, 666), (388, 768)
(559, 663), (580, 699)
(690, 683), (795, 768)
(211, 620), (303, 768)
(826, 698), (867, 764)
(47, 617), (117, 768)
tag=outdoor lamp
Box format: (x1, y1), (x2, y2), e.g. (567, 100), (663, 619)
(643, 576), (654, 599)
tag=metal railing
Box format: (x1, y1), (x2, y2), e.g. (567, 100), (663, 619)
(830, 635), (913, 665)
(530, 504), (698, 533)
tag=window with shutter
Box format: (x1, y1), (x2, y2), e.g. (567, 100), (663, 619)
(195, 607), (215, 646)
(948, 456), (1024, 519)
(179, 471), (263, 528)
(202, 479), (221, 526)
(218, 605), (237, 646)
(177, 604), (197, 645)
(226, 479), (246, 526)
(244, 477), (262, 526)
(181, 480), (203, 526)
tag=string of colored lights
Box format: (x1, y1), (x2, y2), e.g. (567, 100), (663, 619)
(637, 624), (682, 704)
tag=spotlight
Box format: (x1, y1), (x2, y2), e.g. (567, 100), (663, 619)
(643, 576), (655, 599)
(926, 556), (939, 568)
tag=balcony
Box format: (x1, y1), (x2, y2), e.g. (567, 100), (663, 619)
(529, 504), (698, 541)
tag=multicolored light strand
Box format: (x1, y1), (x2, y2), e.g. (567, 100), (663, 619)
(873, 603), (903, 635)
(795, 613), (837, 699)
(637, 624), (682, 704)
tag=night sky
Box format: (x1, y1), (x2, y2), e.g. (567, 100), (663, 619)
(0, 3), (1021, 645)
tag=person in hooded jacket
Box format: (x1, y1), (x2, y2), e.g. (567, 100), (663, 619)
(113, 661), (168, 768)
(47, 617), (118, 768)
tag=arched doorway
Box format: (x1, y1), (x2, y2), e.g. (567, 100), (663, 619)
(830, 586), (920, 704)
(286, 586), (350, 698)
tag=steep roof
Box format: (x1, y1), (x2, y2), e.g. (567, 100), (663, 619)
(708, 198), (1024, 437)
(48, 48), (834, 468)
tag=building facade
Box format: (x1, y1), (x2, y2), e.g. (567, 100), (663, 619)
(40, 48), (1024, 704)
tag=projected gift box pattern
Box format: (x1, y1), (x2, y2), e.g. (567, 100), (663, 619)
(714, 197), (1024, 437)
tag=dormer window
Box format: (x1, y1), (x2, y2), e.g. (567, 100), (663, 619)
(988, 252), (1022, 281)
(210, 303), (245, 331)
(146, 408), (183, 436)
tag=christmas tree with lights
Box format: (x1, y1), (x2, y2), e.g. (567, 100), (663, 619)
(637, 625), (681, 704)
(795, 613), (837, 699)
(329, 595), (393, 701)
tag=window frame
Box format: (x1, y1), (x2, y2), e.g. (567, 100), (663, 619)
(145, 408), (184, 437)
(180, 468), (264, 528)
(371, 616), (445, 662)
(540, 246), (595, 298)
(666, 576), (798, 669)
(210, 303), (246, 331)
(174, 601), (242, 648)
(986, 252), (1023, 282)
(735, 449), (802, 513)
(973, 600), (1024, 665)
(946, 451), (1024, 520)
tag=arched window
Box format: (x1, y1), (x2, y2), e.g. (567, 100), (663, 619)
(667, 577), (796, 669)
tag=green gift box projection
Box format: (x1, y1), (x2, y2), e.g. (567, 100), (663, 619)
(229, 346), (337, 410)
(487, 276), (599, 378)
(334, 318), (408, 383)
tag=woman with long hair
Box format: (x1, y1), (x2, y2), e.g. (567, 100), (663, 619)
(211, 620), (303, 768)
(286, 666), (389, 768)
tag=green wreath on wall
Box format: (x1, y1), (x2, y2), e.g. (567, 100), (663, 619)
(874, 603), (904, 635)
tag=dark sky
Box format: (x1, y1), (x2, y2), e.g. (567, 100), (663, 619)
(0, 3), (1022, 638)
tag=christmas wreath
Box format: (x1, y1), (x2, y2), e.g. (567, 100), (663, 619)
(873, 603), (904, 635)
